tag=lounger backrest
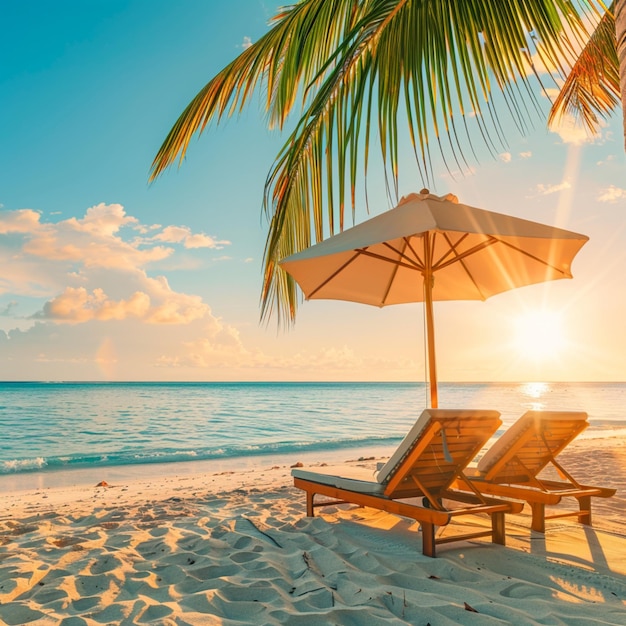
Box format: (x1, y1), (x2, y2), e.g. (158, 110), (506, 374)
(375, 409), (501, 495)
(476, 411), (588, 482)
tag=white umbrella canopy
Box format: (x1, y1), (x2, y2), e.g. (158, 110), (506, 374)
(279, 190), (589, 408)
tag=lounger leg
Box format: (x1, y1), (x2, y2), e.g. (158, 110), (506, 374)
(577, 495), (592, 526)
(491, 512), (505, 545)
(305, 491), (315, 517)
(530, 503), (546, 533)
(422, 523), (436, 558)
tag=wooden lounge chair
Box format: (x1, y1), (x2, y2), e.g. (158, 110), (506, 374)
(292, 409), (523, 557)
(459, 411), (616, 532)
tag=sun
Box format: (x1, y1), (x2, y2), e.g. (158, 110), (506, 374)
(513, 310), (568, 361)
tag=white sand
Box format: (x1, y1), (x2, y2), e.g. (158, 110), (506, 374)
(1, 437), (625, 625)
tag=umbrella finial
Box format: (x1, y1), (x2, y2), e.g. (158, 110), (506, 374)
(420, 188), (430, 195)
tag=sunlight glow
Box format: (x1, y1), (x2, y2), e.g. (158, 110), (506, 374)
(513, 310), (568, 362)
(520, 381), (549, 399)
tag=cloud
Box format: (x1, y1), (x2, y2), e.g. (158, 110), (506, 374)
(0, 301), (18, 316)
(545, 103), (602, 145)
(157, 323), (249, 369)
(34, 274), (211, 325)
(0, 202), (258, 380)
(152, 225), (230, 249)
(241, 36), (252, 49)
(3, 203), (173, 273)
(498, 152), (512, 163)
(65, 203), (138, 236)
(36, 287), (151, 323)
(597, 186), (626, 203)
(536, 181), (571, 195)
(153, 336), (371, 375)
(0, 316), (253, 380)
(0, 203), (230, 297)
(597, 155), (615, 166)
(0, 208), (42, 234)
(519, 151), (532, 159)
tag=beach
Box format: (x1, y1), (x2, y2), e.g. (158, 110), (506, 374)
(1, 436), (625, 625)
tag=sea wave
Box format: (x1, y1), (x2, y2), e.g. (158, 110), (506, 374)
(0, 435), (398, 475)
(2, 457), (47, 472)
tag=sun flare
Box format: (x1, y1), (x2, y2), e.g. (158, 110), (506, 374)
(513, 310), (567, 361)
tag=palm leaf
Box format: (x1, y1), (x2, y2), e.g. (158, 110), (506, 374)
(150, 0), (364, 179)
(549, 3), (619, 133)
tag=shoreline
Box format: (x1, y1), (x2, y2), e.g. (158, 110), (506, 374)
(0, 444), (398, 495)
(2, 428), (625, 494)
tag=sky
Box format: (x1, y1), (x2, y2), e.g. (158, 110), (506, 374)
(1, 0), (625, 383)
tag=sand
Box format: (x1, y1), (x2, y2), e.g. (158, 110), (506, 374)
(0, 437), (625, 625)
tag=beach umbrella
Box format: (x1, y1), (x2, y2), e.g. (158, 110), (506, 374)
(279, 190), (588, 408)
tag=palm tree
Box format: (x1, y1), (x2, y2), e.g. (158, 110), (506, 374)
(151, 0), (611, 325)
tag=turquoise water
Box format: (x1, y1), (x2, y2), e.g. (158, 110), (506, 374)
(1, 382), (625, 475)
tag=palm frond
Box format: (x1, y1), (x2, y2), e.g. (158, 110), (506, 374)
(259, 0), (597, 323)
(150, 0), (602, 325)
(150, 0), (364, 180)
(549, 3), (619, 132)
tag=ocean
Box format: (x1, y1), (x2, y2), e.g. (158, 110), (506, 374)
(1, 381), (625, 477)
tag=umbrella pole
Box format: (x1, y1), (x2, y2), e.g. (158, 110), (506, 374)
(424, 272), (438, 408)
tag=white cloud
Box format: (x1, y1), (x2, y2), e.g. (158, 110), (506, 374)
(11, 203), (173, 272)
(33, 271), (211, 326)
(547, 107), (602, 145)
(241, 36), (252, 49)
(0, 208), (42, 234)
(65, 203), (138, 236)
(0, 204), (230, 297)
(152, 225), (230, 249)
(597, 186), (626, 203)
(498, 152), (512, 163)
(536, 181), (571, 195)
(597, 155), (616, 166)
(37, 287), (150, 323)
(519, 151), (532, 159)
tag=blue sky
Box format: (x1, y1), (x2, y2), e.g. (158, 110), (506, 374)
(1, 1), (625, 382)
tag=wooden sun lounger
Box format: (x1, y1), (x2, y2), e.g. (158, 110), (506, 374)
(292, 409), (523, 557)
(457, 411), (616, 532)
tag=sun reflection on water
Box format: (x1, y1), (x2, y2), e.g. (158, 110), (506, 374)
(520, 382), (550, 410)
